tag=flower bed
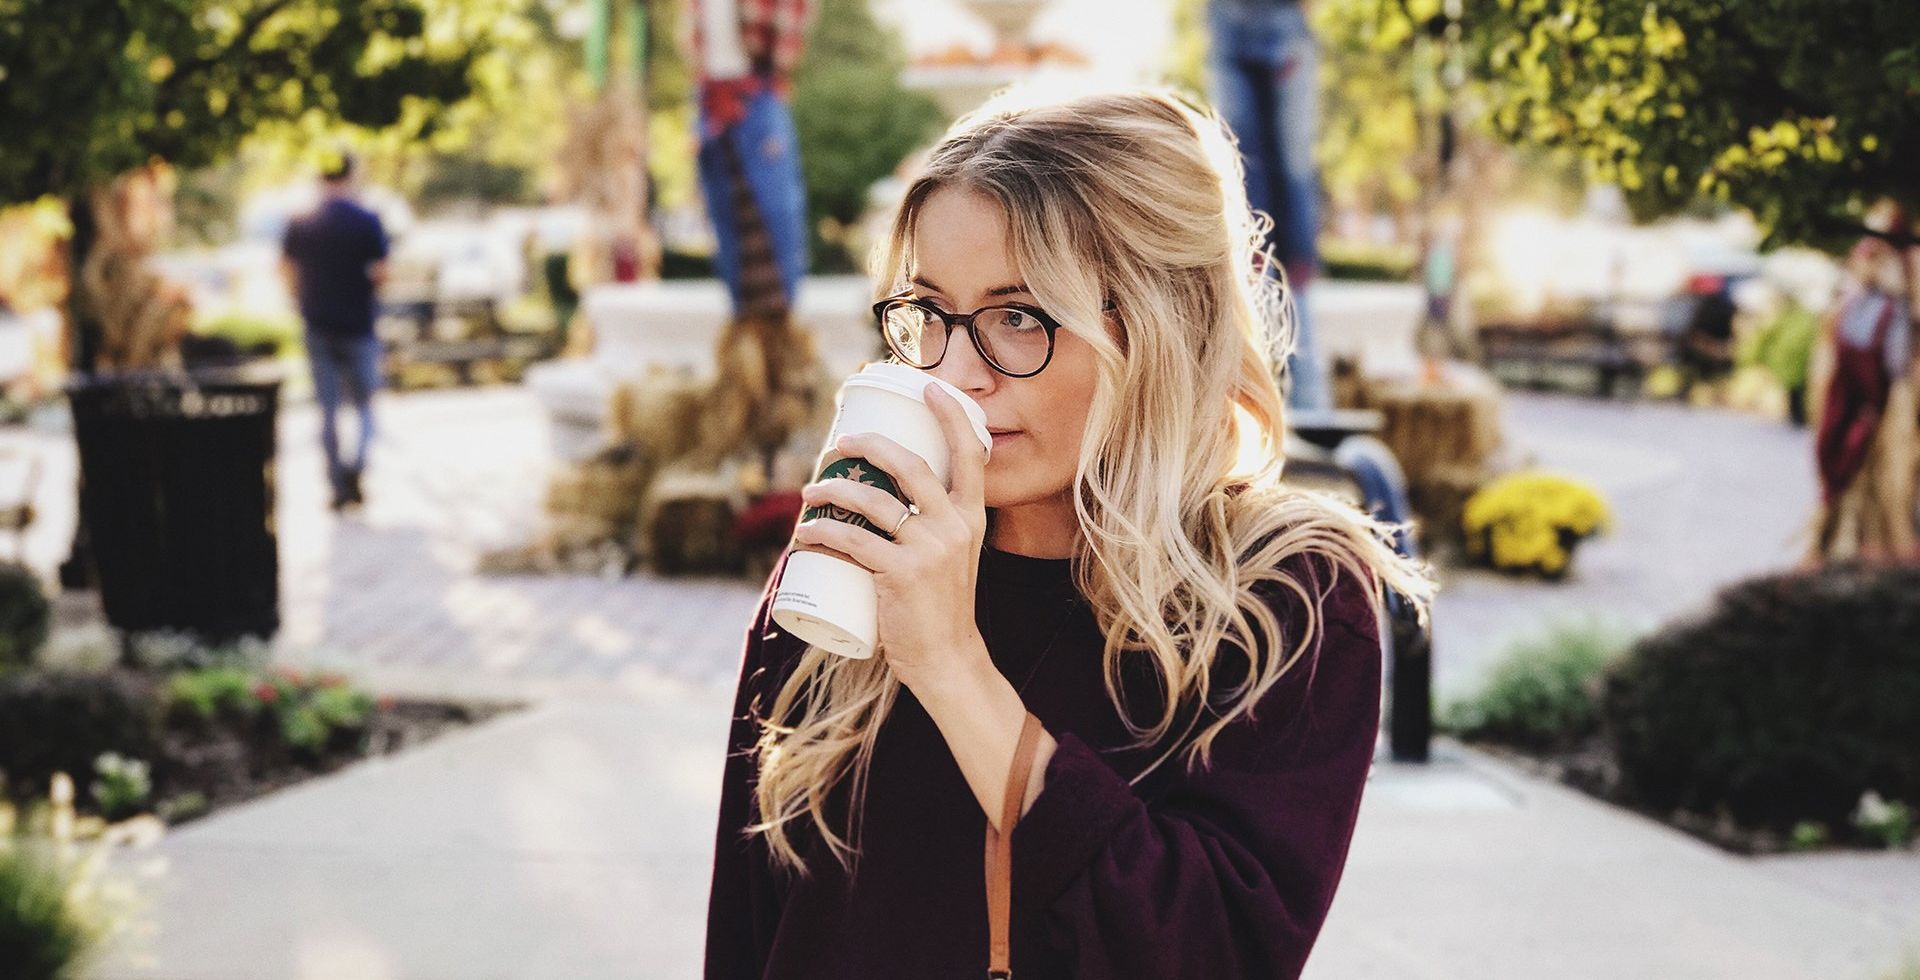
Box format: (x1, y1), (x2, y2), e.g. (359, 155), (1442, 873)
(0, 664), (514, 826)
(1444, 561), (1920, 854)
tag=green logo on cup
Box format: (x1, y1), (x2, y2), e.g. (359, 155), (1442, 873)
(802, 456), (906, 538)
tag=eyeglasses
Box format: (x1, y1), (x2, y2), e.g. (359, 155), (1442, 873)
(873, 295), (1060, 378)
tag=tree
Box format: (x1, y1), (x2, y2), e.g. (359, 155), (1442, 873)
(1351, 0), (1919, 249)
(0, 0), (488, 205)
(790, 0), (945, 272)
(0, 0), (489, 368)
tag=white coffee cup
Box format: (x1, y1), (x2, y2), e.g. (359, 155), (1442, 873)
(771, 362), (992, 659)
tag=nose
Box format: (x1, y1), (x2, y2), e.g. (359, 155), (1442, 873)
(929, 323), (999, 399)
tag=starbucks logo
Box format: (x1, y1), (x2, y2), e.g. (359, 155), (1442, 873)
(801, 456), (907, 538)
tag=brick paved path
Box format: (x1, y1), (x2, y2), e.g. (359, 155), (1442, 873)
(0, 383), (1818, 703)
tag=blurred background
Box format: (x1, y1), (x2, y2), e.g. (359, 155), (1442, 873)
(0, 0), (1915, 977)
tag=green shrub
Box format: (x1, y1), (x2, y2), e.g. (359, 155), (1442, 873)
(1320, 240), (1418, 282)
(89, 753), (150, 822)
(1738, 302), (1820, 392)
(0, 844), (97, 980)
(1604, 562), (1920, 832)
(1443, 619), (1636, 750)
(1788, 821), (1830, 852)
(308, 683), (374, 730)
(193, 312), (301, 359)
(0, 563), (50, 674)
(258, 671), (376, 758)
(791, 0), (946, 272)
(1853, 792), (1916, 849)
(164, 666), (260, 725)
(0, 672), (159, 802)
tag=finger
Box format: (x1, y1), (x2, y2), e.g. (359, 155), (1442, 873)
(801, 476), (915, 540)
(792, 516), (894, 572)
(923, 383), (988, 508)
(832, 433), (947, 517)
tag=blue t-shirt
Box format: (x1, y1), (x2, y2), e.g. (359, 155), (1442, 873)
(281, 198), (389, 338)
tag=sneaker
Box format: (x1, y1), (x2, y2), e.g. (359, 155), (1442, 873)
(345, 468), (364, 506)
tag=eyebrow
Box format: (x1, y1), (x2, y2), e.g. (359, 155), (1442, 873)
(909, 274), (1032, 299)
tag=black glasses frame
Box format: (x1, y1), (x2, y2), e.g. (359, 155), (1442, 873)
(872, 295), (1061, 379)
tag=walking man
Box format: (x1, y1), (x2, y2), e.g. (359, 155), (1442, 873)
(281, 152), (388, 511)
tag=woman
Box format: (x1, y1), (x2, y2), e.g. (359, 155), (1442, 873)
(705, 87), (1433, 979)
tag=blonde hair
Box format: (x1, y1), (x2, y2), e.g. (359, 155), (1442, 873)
(750, 86), (1434, 875)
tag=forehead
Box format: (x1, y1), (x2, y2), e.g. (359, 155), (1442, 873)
(909, 187), (1021, 295)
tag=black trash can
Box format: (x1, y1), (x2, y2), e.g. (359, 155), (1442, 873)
(67, 367), (283, 642)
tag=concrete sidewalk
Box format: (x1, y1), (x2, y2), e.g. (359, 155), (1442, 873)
(92, 680), (1920, 980)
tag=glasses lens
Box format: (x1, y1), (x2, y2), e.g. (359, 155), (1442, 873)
(882, 302), (943, 367)
(975, 307), (1051, 375)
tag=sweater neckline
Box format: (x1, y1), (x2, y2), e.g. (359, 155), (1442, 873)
(980, 543), (1075, 591)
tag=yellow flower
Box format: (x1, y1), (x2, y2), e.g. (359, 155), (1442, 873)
(1464, 471), (1611, 576)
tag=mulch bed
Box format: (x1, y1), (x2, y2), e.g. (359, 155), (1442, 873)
(0, 665), (521, 828)
(156, 697), (522, 826)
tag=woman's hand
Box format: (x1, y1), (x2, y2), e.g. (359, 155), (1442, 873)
(791, 383), (991, 685)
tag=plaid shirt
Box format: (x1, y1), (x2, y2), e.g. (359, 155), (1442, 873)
(690, 0), (813, 137)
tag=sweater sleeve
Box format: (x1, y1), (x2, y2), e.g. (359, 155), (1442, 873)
(1011, 555), (1385, 979)
(704, 552), (796, 979)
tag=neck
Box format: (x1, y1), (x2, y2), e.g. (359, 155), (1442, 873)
(987, 493), (1078, 559)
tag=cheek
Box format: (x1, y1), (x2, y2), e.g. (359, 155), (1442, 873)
(986, 380), (1095, 494)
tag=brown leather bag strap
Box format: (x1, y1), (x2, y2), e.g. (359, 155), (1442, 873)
(986, 713), (1044, 980)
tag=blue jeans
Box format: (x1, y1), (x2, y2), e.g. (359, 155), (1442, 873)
(306, 332), (381, 491)
(1210, 0), (1331, 412)
(698, 89), (810, 311)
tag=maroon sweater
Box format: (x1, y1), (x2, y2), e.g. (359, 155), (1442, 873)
(704, 544), (1383, 979)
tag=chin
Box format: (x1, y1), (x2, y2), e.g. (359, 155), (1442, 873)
(983, 468), (1073, 512)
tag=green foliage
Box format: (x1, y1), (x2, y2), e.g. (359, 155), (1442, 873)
(0, 672), (159, 802)
(259, 670), (375, 756)
(89, 753), (151, 822)
(0, 844), (97, 980)
(308, 683), (376, 730)
(164, 666), (259, 725)
(1884, 950), (1920, 980)
(1420, 0), (1920, 248)
(1738, 302), (1821, 392)
(0, 0), (491, 205)
(0, 563), (50, 675)
(1787, 820), (1830, 852)
(1853, 792), (1916, 850)
(1159, 0), (1210, 100)
(1605, 562), (1920, 832)
(165, 663), (373, 756)
(415, 156), (535, 209)
(195, 312), (303, 359)
(155, 790), (208, 824)
(790, 0), (946, 272)
(1312, 1), (1440, 213)
(1321, 240), (1418, 282)
(1442, 619), (1634, 750)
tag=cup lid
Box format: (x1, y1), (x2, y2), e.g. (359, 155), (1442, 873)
(845, 362), (993, 453)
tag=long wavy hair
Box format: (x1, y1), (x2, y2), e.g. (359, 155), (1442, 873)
(750, 86), (1435, 876)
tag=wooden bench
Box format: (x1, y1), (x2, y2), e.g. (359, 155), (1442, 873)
(1478, 318), (1673, 398)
